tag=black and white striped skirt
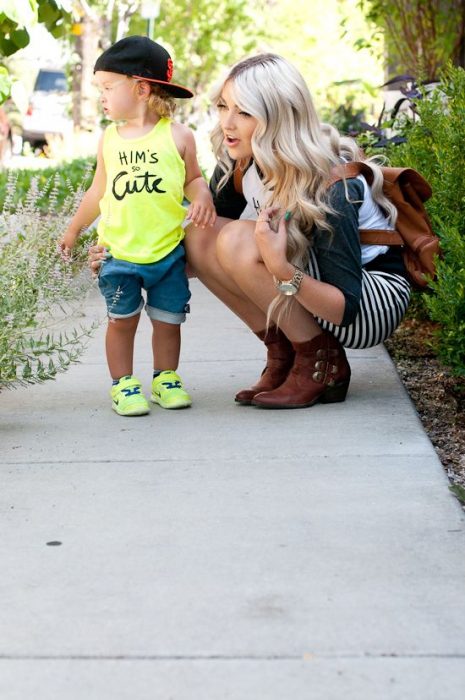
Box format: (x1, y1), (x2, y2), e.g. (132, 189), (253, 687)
(307, 250), (411, 349)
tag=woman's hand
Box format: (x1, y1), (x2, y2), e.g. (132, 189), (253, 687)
(88, 244), (109, 276)
(254, 207), (294, 280)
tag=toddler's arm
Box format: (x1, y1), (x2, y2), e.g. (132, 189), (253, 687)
(60, 135), (107, 252)
(172, 123), (216, 229)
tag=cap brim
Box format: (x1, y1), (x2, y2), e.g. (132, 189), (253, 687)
(132, 75), (193, 98)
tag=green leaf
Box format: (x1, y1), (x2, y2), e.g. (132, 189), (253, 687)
(10, 27), (30, 49)
(1, 1), (37, 28)
(0, 66), (11, 102)
(22, 360), (32, 379)
(450, 483), (465, 506)
(0, 36), (21, 57)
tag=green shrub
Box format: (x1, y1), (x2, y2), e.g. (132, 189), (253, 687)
(0, 169), (97, 390)
(426, 224), (465, 375)
(385, 65), (465, 376)
(0, 157), (96, 212)
(320, 92), (367, 136)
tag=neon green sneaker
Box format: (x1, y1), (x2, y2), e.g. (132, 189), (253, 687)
(111, 376), (150, 416)
(151, 370), (192, 409)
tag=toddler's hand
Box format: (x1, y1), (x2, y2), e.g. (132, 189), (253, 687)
(187, 196), (217, 229)
(58, 232), (77, 259)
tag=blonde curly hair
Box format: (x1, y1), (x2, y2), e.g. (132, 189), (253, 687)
(146, 83), (176, 118)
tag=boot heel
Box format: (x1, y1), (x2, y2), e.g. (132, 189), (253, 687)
(320, 380), (350, 404)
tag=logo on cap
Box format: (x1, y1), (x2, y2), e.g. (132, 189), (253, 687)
(166, 58), (173, 82)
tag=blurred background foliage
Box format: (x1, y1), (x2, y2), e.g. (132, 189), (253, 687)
(0, 0), (388, 134)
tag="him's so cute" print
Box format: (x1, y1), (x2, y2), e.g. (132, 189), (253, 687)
(112, 149), (166, 201)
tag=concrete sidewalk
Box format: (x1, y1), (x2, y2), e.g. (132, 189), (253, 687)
(1, 280), (464, 700)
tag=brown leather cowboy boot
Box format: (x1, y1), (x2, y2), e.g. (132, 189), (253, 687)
(251, 329), (351, 409)
(235, 327), (295, 405)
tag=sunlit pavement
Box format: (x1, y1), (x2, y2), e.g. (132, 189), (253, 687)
(1, 281), (464, 699)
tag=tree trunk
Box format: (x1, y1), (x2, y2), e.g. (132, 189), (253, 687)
(457, 0), (465, 68)
(72, 14), (101, 131)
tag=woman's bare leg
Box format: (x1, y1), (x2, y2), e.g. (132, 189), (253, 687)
(216, 220), (322, 342)
(184, 217), (267, 332)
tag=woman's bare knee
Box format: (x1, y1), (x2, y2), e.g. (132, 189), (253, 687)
(185, 220), (225, 274)
(217, 221), (258, 272)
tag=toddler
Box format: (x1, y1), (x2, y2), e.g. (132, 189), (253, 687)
(61, 36), (215, 416)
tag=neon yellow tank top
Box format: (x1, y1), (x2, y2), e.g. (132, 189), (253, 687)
(97, 118), (186, 263)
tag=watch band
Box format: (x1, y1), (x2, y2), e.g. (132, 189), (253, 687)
(274, 267), (304, 296)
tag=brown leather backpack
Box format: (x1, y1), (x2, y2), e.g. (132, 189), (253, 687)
(330, 162), (441, 289)
(232, 159), (441, 288)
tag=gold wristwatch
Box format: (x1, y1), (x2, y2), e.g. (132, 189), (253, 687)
(274, 267), (304, 296)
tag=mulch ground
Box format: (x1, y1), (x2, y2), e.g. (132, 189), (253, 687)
(384, 318), (465, 504)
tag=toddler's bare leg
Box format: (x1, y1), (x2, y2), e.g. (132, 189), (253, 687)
(151, 320), (181, 370)
(105, 313), (140, 380)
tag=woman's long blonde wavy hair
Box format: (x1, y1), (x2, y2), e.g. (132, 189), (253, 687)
(210, 54), (397, 324)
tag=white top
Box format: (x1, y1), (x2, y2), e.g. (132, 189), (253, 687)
(239, 162), (394, 265)
(239, 163), (267, 220)
(357, 175), (392, 264)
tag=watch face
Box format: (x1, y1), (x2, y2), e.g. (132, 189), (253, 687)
(278, 282), (297, 296)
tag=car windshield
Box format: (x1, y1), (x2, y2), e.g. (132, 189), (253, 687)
(34, 71), (67, 92)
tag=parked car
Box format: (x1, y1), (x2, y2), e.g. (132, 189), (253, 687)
(22, 68), (73, 147)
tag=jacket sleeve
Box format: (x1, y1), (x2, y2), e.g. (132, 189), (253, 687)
(209, 163), (247, 220)
(312, 178), (364, 326)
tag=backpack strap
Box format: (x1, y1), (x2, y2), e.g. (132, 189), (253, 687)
(328, 161), (363, 186)
(359, 166), (433, 246)
(359, 229), (403, 246)
(329, 161), (423, 247)
(330, 162), (393, 245)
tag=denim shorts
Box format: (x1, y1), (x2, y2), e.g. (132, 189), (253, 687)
(98, 244), (191, 324)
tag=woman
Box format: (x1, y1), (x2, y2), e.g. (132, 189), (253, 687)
(91, 53), (411, 409)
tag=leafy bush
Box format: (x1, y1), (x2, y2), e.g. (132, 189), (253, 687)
(331, 67), (465, 375)
(426, 225), (465, 375)
(0, 157), (96, 212)
(319, 85), (370, 136)
(383, 65), (465, 376)
(0, 169), (98, 390)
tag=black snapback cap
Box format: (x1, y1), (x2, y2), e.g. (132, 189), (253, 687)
(94, 35), (193, 99)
